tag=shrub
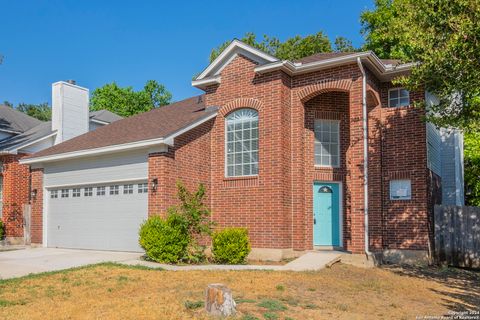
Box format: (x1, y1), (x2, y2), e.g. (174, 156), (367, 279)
(212, 227), (251, 264)
(0, 220), (4, 240)
(138, 214), (189, 263)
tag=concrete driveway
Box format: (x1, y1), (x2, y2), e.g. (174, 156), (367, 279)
(0, 247), (142, 279)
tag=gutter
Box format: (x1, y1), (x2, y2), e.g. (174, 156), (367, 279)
(357, 57), (371, 257)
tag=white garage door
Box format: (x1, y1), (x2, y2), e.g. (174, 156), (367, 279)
(47, 181), (148, 252)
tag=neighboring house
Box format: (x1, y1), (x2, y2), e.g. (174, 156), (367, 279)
(0, 81), (122, 243)
(21, 41), (464, 262)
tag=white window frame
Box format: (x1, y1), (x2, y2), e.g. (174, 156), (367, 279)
(109, 185), (119, 195)
(61, 189), (69, 198)
(84, 187), (93, 197)
(138, 183), (148, 194)
(72, 188), (81, 198)
(50, 190), (58, 199)
(96, 186), (106, 196)
(314, 119), (340, 168)
(390, 179), (412, 200)
(123, 184), (134, 194)
(388, 87), (410, 108)
(224, 108), (259, 178)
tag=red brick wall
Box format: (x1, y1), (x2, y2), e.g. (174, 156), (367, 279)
(30, 168), (43, 244)
(148, 120), (214, 216)
(205, 55), (292, 249)
(1, 154), (31, 238)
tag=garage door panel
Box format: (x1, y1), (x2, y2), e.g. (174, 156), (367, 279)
(47, 182), (148, 252)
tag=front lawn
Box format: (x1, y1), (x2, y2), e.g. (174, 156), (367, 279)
(0, 263), (477, 319)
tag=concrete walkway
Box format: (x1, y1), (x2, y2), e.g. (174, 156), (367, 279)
(121, 251), (344, 272)
(0, 247), (344, 279)
(0, 247), (141, 279)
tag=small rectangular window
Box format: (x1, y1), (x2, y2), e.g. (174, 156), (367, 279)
(96, 186), (106, 196)
(390, 179), (412, 200)
(72, 188), (81, 197)
(138, 183), (148, 194)
(123, 184), (134, 194)
(84, 187), (93, 197)
(109, 185), (119, 195)
(61, 189), (69, 198)
(314, 119), (340, 167)
(388, 88), (410, 107)
(50, 190), (58, 199)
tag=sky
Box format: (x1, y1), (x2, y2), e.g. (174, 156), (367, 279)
(0, 0), (374, 106)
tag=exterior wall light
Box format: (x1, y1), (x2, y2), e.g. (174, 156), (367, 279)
(31, 189), (38, 200)
(151, 178), (158, 192)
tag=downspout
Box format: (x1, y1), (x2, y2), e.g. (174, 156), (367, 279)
(357, 57), (371, 256)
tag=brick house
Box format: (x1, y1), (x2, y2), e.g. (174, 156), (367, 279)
(20, 40), (464, 262)
(0, 81), (121, 243)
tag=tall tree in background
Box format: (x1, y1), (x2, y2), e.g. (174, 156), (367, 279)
(362, 0), (480, 205)
(333, 36), (358, 53)
(16, 102), (51, 121)
(90, 80), (172, 117)
(209, 32), (335, 62)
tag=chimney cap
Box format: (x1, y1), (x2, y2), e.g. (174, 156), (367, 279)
(66, 79), (76, 85)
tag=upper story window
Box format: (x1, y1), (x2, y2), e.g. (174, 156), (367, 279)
(314, 119), (340, 167)
(388, 88), (410, 107)
(225, 108), (259, 177)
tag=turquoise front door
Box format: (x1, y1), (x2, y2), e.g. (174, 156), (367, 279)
(313, 182), (341, 246)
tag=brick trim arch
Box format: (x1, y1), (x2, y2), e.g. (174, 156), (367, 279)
(220, 98), (264, 116)
(297, 79), (353, 102)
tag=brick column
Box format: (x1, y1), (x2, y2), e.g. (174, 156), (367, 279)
(148, 151), (175, 217)
(30, 168), (44, 245)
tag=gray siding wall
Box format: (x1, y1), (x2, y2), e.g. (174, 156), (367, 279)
(44, 150), (148, 187)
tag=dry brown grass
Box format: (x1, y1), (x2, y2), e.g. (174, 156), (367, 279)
(0, 263), (478, 320)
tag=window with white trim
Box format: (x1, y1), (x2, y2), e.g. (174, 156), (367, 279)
(123, 184), (134, 194)
(84, 187), (93, 197)
(138, 183), (148, 193)
(109, 185), (119, 195)
(61, 189), (69, 198)
(314, 119), (340, 167)
(96, 186), (106, 196)
(72, 188), (81, 197)
(50, 190), (58, 199)
(225, 108), (259, 177)
(388, 88), (410, 107)
(390, 179), (412, 200)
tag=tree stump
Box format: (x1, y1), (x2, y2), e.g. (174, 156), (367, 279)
(205, 283), (236, 317)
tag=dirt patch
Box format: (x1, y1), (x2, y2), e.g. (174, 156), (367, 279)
(0, 263), (477, 319)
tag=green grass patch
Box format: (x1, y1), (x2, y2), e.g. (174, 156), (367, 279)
(236, 298), (257, 304)
(242, 315), (260, 320)
(263, 312), (279, 320)
(257, 299), (287, 311)
(184, 300), (204, 310)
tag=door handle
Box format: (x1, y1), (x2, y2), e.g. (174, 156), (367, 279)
(314, 218), (316, 224)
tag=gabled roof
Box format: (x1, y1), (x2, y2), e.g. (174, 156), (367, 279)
(0, 122), (55, 153)
(90, 110), (123, 124)
(192, 40), (413, 88)
(0, 104), (43, 133)
(0, 109), (121, 154)
(22, 96), (218, 164)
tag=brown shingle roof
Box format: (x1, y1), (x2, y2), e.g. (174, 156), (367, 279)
(27, 95), (215, 159)
(295, 52), (402, 66)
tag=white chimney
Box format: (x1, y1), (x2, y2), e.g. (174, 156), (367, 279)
(52, 81), (89, 144)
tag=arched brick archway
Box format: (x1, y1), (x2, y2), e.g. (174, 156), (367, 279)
(297, 79), (353, 103)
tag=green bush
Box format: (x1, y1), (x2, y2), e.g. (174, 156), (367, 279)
(212, 227), (251, 264)
(139, 214), (189, 263)
(0, 220), (4, 240)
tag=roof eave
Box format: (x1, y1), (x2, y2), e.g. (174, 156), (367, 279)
(20, 112), (218, 165)
(191, 76), (221, 89)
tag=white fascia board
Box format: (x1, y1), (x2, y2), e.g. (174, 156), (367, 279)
(45, 177), (149, 189)
(20, 112), (218, 165)
(191, 76), (221, 89)
(196, 39), (278, 80)
(10, 132), (57, 154)
(254, 52), (413, 79)
(90, 118), (110, 125)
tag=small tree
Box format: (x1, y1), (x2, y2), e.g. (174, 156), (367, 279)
(167, 182), (214, 263)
